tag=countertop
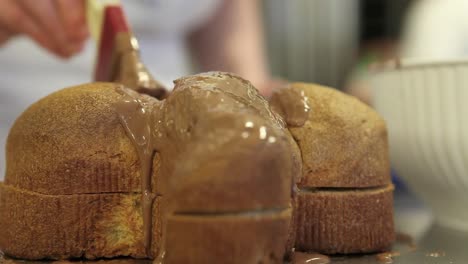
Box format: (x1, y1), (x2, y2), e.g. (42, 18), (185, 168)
(328, 187), (466, 263)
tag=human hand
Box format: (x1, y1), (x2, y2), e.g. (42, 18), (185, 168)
(0, 0), (88, 58)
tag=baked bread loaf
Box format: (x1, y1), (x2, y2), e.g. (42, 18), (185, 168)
(270, 83), (395, 254)
(0, 73), (295, 263)
(1, 84), (150, 259)
(4, 83), (141, 195)
(0, 74), (394, 262)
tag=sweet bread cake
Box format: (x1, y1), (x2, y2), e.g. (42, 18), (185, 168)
(270, 83), (394, 254)
(0, 72), (394, 263)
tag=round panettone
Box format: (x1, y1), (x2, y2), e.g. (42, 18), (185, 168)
(0, 74), (395, 263)
(270, 83), (391, 188)
(0, 73), (297, 263)
(1, 83), (151, 259)
(270, 83), (394, 254)
(4, 83), (142, 195)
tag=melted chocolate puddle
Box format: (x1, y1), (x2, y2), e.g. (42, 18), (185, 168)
(373, 233), (418, 263)
(292, 252), (330, 264)
(375, 251), (400, 263)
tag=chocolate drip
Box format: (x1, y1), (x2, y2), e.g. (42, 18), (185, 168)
(114, 87), (158, 255)
(269, 86), (310, 127)
(112, 33), (167, 257)
(114, 72), (297, 262)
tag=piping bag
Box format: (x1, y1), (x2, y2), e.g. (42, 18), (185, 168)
(86, 0), (167, 99)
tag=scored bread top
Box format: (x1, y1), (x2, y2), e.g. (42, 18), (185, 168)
(271, 83), (391, 188)
(5, 83), (143, 195)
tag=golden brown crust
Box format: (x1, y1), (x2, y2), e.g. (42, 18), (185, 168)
(0, 183), (148, 260)
(165, 209), (291, 264)
(5, 83), (141, 195)
(294, 184), (395, 254)
(280, 83), (391, 188)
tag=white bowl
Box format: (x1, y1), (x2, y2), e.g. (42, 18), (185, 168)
(371, 58), (468, 230)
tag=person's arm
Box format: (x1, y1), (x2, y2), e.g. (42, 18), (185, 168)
(188, 0), (276, 95)
(0, 0), (88, 58)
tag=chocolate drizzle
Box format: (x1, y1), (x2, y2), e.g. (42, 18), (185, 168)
(114, 72), (297, 262)
(268, 85), (311, 257)
(114, 87), (158, 254)
(269, 86), (311, 127)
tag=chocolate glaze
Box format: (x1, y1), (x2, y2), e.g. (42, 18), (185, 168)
(114, 72), (297, 262)
(113, 33), (166, 99)
(269, 86), (310, 127)
(268, 85), (309, 257)
(292, 252), (330, 264)
(114, 87), (160, 254)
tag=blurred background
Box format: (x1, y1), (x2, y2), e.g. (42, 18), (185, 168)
(262, 0), (410, 89)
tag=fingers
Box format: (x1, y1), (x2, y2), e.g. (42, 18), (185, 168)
(0, 28), (14, 45)
(55, 0), (88, 42)
(0, 0), (64, 56)
(0, 0), (87, 58)
(19, 0), (75, 57)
